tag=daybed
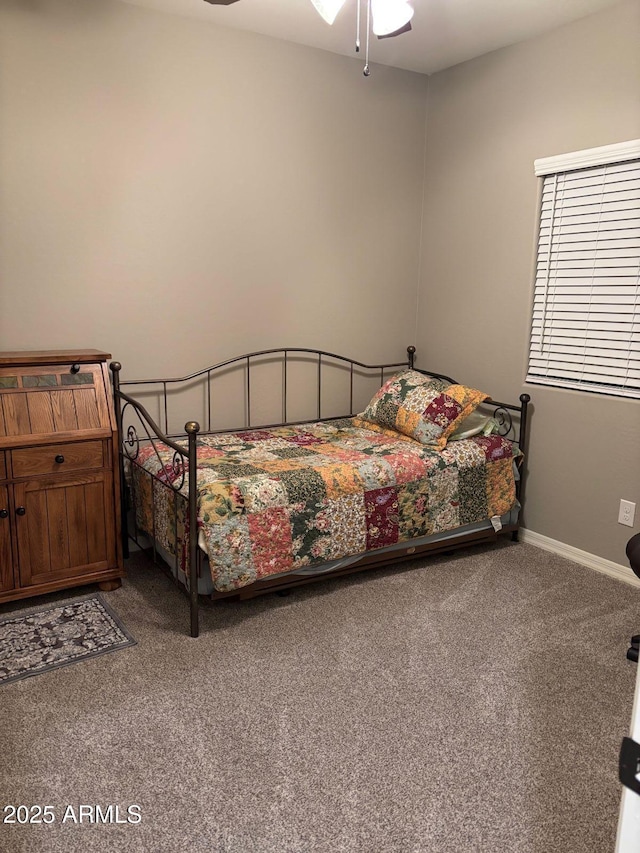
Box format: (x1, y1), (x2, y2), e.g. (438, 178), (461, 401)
(110, 347), (530, 636)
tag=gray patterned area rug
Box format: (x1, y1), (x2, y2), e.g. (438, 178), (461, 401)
(0, 594), (135, 686)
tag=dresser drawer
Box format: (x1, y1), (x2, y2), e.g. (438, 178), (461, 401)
(11, 441), (104, 478)
(0, 452), (5, 481)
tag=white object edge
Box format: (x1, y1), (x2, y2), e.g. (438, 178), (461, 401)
(616, 653), (640, 853)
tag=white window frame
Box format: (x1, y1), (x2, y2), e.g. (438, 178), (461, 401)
(526, 139), (640, 399)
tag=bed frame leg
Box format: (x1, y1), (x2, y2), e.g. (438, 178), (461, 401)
(511, 530), (519, 542)
(186, 420), (201, 638)
(190, 603), (199, 638)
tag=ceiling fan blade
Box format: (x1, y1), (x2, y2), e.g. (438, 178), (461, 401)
(372, 0), (414, 38)
(310, 0), (348, 25)
(377, 20), (412, 39)
(202, 1), (242, 5)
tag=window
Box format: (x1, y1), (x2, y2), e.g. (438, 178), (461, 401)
(527, 139), (640, 399)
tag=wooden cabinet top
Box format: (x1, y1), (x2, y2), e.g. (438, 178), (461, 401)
(0, 350), (115, 448)
(0, 349), (111, 367)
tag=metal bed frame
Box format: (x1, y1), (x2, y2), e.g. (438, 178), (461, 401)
(110, 346), (530, 637)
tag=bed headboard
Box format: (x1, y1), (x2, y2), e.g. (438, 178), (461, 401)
(110, 344), (529, 454)
(110, 346), (420, 439)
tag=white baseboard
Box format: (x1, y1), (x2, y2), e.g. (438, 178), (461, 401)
(520, 528), (640, 588)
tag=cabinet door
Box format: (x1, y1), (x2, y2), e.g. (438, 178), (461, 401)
(14, 472), (116, 588)
(0, 485), (14, 592)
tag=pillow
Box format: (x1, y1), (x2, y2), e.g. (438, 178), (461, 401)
(355, 369), (489, 450)
(448, 411), (496, 441)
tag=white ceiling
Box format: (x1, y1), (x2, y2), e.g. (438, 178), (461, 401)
(118, 0), (622, 75)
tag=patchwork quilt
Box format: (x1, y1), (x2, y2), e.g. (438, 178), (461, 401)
(131, 419), (520, 592)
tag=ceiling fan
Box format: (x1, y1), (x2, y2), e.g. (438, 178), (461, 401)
(202, 0), (414, 76)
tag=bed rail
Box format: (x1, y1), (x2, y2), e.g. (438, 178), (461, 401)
(110, 346), (530, 637)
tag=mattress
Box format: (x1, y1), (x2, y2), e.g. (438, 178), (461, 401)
(129, 418), (521, 593)
(136, 505), (519, 596)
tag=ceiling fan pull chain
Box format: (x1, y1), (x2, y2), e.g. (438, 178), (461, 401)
(363, 0), (371, 75)
(355, 0), (361, 52)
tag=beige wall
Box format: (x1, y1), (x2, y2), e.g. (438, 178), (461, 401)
(2, 0), (638, 565)
(417, 0), (640, 564)
(0, 0), (427, 382)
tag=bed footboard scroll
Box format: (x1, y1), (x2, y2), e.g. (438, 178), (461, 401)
(111, 360), (202, 635)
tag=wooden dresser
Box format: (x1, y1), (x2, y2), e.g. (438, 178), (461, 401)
(0, 350), (123, 603)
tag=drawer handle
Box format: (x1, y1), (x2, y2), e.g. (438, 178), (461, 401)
(70, 363), (80, 374)
(55, 454), (65, 464)
(15, 506), (26, 516)
(0, 509), (7, 519)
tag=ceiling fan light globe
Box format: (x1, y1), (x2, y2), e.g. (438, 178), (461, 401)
(371, 0), (414, 36)
(310, 0), (348, 25)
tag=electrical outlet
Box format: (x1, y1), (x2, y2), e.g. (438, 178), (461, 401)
(618, 499), (636, 527)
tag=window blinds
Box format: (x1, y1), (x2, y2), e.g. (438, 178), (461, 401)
(527, 143), (640, 399)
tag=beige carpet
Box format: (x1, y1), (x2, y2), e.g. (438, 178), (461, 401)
(1, 540), (638, 853)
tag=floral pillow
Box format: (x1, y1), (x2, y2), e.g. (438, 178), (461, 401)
(353, 369), (489, 450)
